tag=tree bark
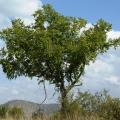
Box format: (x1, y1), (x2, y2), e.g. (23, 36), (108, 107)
(60, 80), (68, 114)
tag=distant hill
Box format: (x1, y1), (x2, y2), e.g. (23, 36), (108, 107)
(3, 100), (59, 118)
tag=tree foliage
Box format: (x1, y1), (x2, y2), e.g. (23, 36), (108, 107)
(0, 4), (120, 111)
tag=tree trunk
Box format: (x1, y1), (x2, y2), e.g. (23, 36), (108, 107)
(60, 81), (68, 115)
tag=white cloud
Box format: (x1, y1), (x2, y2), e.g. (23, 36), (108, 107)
(12, 89), (19, 95)
(0, 0), (42, 29)
(107, 30), (120, 39)
(0, 0), (42, 17)
(82, 47), (120, 96)
(0, 86), (8, 93)
(90, 59), (112, 73)
(85, 59), (113, 78)
(105, 75), (120, 85)
(85, 23), (94, 30)
(79, 23), (93, 36)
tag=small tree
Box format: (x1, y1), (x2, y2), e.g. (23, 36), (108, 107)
(0, 4), (120, 113)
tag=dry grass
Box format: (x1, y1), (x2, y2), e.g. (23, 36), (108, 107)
(0, 114), (104, 120)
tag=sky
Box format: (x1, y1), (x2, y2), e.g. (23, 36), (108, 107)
(0, 0), (120, 104)
(42, 0), (120, 30)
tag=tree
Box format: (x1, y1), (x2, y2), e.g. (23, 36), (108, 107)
(0, 4), (120, 113)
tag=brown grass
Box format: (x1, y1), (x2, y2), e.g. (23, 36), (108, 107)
(1, 114), (104, 120)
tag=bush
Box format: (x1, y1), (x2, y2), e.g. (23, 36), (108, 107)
(57, 90), (120, 120)
(0, 105), (8, 118)
(99, 97), (120, 120)
(74, 90), (120, 120)
(76, 90), (110, 113)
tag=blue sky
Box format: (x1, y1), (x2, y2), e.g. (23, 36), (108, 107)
(42, 0), (120, 30)
(0, 0), (120, 104)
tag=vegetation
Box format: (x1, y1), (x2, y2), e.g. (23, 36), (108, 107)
(73, 90), (120, 120)
(0, 106), (24, 119)
(99, 97), (120, 120)
(51, 90), (120, 120)
(32, 109), (44, 120)
(8, 107), (24, 120)
(1, 91), (120, 120)
(0, 106), (8, 118)
(0, 4), (120, 113)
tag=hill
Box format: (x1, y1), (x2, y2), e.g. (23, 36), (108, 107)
(3, 100), (59, 118)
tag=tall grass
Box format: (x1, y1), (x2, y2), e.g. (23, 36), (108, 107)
(0, 114), (104, 120)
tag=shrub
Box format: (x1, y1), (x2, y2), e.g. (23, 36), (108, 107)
(74, 90), (120, 120)
(0, 105), (8, 118)
(57, 90), (120, 120)
(76, 90), (110, 113)
(99, 97), (120, 120)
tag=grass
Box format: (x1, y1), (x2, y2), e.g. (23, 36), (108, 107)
(0, 115), (104, 120)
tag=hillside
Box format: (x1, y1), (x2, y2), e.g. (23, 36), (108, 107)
(3, 100), (59, 118)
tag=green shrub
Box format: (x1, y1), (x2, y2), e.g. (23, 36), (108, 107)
(76, 90), (110, 113)
(0, 105), (8, 118)
(57, 90), (120, 120)
(74, 90), (120, 120)
(99, 97), (120, 120)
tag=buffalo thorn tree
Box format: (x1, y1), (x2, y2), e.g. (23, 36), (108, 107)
(0, 4), (120, 112)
